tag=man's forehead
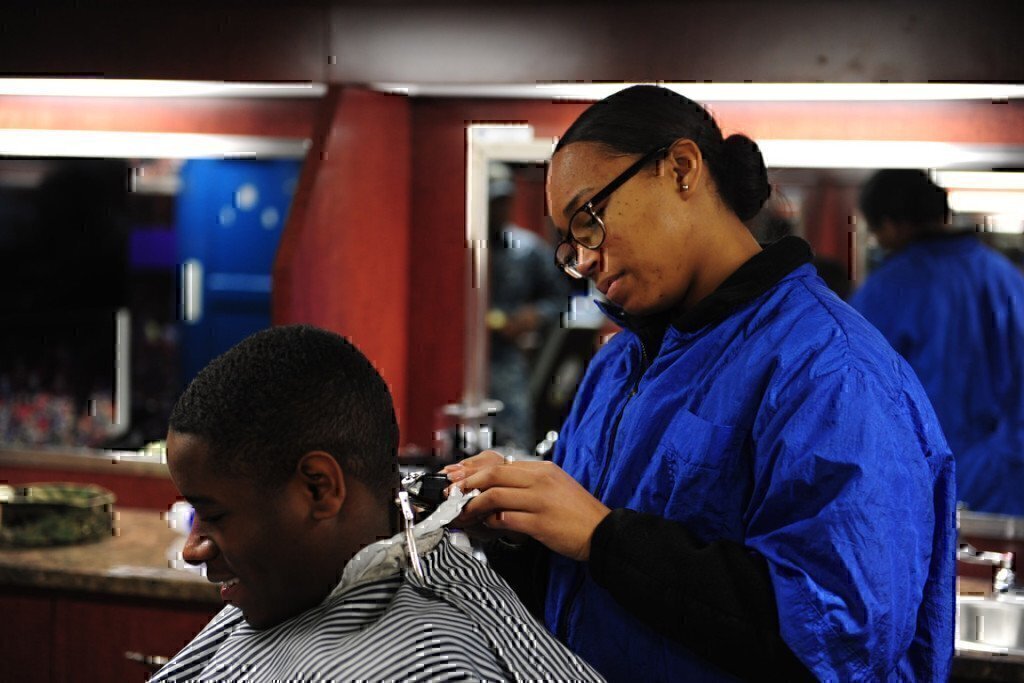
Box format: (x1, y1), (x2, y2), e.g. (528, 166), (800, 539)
(166, 431), (225, 498)
(167, 430), (212, 467)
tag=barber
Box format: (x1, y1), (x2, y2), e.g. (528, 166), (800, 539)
(447, 85), (954, 682)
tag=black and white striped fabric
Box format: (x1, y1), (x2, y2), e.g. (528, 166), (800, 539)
(151, 533), (602, 681)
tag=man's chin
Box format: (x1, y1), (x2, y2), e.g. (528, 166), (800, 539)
(241, 609), (277, 631)
(240, 602), (308, 631)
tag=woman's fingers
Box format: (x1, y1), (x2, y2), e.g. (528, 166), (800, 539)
(442, 450), (505, 483)
(457, 460), (545, 491)
(483, 510), (533, 535)
(460, 484), (540, 524)
(444, 460), (611, 561)
(442, 450), (504, 472)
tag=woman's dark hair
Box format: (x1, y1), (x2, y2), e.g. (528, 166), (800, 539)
(555, 85), (771, 221)
(169, 324), (398, 503)
(859, 169), (949, 230)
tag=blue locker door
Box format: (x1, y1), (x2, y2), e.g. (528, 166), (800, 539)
(176, 159), (300, 384)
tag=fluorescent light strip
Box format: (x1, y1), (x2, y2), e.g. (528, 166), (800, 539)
(375, 82), (1024, 102)
(757, 140), (1024, 170)
(934, 171), (1024, 191)
(0, 129), (309, 159)
(949, 190), (1024, 215)
(0, 78), (326, 98)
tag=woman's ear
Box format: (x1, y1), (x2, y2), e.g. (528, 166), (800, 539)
(667, 138), (702, 195)
(297, 451), (346, 519)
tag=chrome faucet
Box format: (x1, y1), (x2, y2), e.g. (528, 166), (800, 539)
(958, 543), (1016, 594)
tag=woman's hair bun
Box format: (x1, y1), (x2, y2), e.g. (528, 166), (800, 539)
(718, 134), (771, 222)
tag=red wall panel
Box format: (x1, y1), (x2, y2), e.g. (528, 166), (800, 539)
(0, 96), (318, 138)
(274, 87), (412, 433)
(0, 467), (180, 511)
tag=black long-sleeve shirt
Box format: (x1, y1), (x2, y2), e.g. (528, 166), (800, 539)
(487, 511), (813, 681)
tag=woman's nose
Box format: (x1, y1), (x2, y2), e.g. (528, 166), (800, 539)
(575, 244), (602, 279)
(182, 527), (218, 566)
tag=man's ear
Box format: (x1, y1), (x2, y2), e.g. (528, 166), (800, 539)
(296, 451), (345, 520)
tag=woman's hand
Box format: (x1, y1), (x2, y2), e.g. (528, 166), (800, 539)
(443, 451), (611, 562)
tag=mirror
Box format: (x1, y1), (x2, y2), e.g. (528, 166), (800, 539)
(460, 131), (606, 454)
(466, 129), (1024, 489)
(485, 160), (595, 450)
(0, 155), (303, 451)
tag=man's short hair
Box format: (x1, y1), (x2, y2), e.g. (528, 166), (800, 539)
(169, 325), (398, 501)
(859, 169), (949, 230)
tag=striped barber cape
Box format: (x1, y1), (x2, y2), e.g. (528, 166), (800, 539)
(151, 494), (602, 682)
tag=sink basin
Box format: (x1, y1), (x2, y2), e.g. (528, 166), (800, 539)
(957, 596), (1024, 656)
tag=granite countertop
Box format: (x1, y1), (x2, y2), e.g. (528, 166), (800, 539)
(0, 507), (219, 604)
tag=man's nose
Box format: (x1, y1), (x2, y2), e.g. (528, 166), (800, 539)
(182, 527), (218, 566)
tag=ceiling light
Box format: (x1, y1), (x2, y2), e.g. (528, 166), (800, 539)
(933, 171), (1024, 191)
(757, 140), (1024, 170)
(0, 78), (326, 98)
(374, 82), (1024, 102)
(0, 129), (309, 159)
(948, 190), (1024, 216)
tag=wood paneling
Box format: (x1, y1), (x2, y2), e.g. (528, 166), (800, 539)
(0, 592), (54, 683)
(51, 594), (216, 683)
(0, 587), (216, 683)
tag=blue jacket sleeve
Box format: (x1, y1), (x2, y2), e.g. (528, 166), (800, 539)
(746, 363), (954, 681)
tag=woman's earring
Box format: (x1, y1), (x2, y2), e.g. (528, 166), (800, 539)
(681, 183), (690, 192)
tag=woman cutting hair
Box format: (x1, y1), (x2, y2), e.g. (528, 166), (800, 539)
(448, 86), (954, 681)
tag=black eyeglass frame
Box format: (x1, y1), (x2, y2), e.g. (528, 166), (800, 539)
(555, 144), (670, 278)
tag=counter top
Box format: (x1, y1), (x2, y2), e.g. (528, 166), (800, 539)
(0, 507), (219, 604)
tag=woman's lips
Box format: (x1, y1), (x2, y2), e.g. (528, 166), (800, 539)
(605, 275), (624, 303)
(598, 274), (620, 296)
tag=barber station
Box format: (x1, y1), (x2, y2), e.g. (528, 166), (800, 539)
(1, 3), (1024, 682)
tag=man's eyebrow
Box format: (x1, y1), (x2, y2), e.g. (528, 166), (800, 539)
(562, 187), (594, 220)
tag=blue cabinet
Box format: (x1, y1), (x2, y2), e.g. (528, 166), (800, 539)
(175, 159), (300, 384)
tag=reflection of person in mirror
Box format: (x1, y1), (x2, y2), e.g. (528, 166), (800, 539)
(487, 163), (571, 450)
(851, 169), (1024, 516)
(445, 86), (954, 681)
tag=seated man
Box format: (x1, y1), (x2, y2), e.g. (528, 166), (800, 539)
(152, 324), (599, 681)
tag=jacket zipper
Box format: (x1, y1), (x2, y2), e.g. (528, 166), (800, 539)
(555, 337), (650, 643)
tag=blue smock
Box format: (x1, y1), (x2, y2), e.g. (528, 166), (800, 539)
(851, 235), (1024, 515)
(549, 253), (955, 681)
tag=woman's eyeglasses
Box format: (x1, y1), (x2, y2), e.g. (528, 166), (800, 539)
(554, 145), (669, 279)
